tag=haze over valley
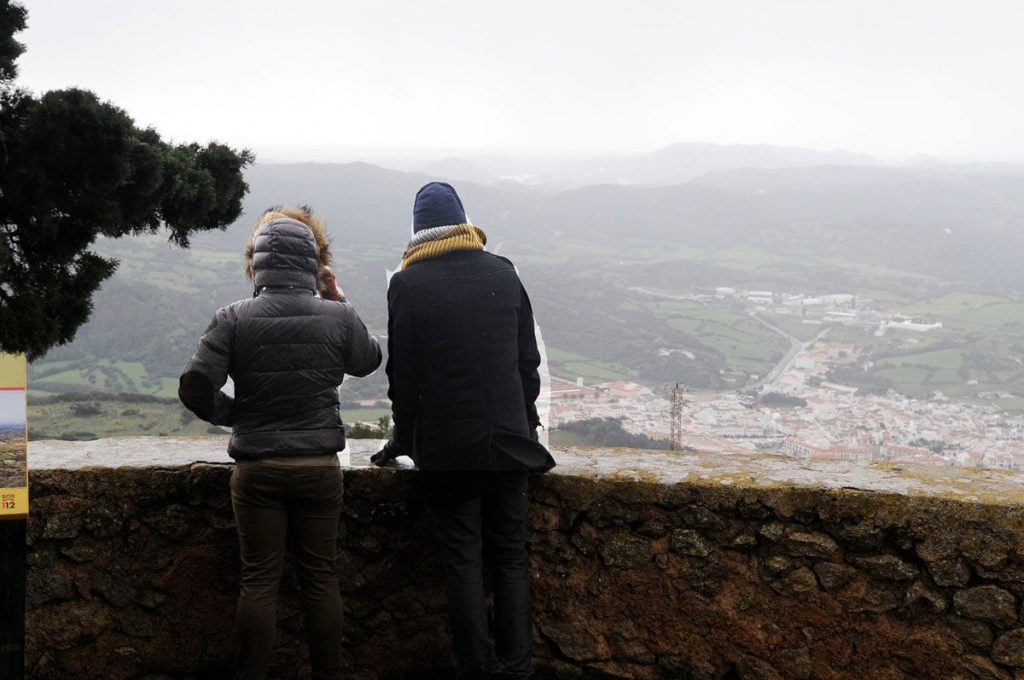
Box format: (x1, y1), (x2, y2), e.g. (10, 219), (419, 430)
(24, 142), (1024, 469)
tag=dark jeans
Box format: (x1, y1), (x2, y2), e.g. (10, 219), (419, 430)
(422, 471), (533, 680)
(230, 461), (344, 680)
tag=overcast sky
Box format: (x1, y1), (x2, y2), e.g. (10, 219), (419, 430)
(15, 0), (1024, 162)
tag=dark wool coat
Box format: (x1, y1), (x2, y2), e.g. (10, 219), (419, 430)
(179, 218), (381, 460)
(386, 248), (555, 472)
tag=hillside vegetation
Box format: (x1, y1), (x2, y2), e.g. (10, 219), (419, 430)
(28, 157), (1024, 418)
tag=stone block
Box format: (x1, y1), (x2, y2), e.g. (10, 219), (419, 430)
(950, 616), (994, 649)
(813, 562), (858, 593)
(954, 586), (1019, 629)
(961, 654), (1013, 680)
(670, 528), (711, 558)
(848, 554), (919, 581)
(993, 629), (1024, 668)
(598, 531), (652, 569)
(782, 530), (840, 559)
(903, 580), (947, 614)
(928, 556), (972, 587)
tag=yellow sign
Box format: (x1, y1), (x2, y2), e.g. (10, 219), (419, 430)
(0, 353), (28, 519)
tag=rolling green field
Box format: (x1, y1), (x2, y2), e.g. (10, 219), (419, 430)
(27, 397), (392, 441)
(817, 290), (1024, 409)
(639, 299), (787, 376)
(27, 396), (215, 441)
(544, 346), (639, 383)
(900, 294), (1024, 334)
(32, 358), (180, 398)
(539, 292), (788, 387)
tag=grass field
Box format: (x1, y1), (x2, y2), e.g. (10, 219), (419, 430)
(549, 429), (593, 448)
(560, 360), (638, 382)
(544, 345), (640, 383)
(98, 238), (242, 295)
(25, 398), (393, 442)
(544, 347), (590, 362)
(818, 256), (937, 282)
(820, 289), (1024, 407)
(874, 345), (1024, 401)
(27, 397), (215, 441)
(542, 291), (787, 385)
(761, 313), (822, 342)
(642, 299), (787, 376)
(342, 408), (390, 424)
(855, 288), (913, 309)
(31, 359), (181, 399)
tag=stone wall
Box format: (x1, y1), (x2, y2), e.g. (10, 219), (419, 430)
(23, 438), (1024, 679)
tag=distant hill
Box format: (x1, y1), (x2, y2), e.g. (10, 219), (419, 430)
(522, 165), (1024, 286)
(410, 157), (500, 186)
(189, 161), (536, 251)
(188, 161), (436, 250)
(403, 142), (876, 188)
(589, 142), (875, 186)
(29, 159), (1024, 407)
(689, 165), (1024, 285)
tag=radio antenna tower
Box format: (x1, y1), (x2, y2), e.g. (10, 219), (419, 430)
(670, 383), (685, 451)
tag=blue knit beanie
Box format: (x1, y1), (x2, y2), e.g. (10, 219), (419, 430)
(412, 182), (467, 232)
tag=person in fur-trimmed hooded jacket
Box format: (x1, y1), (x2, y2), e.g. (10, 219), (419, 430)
(179, 206), (381, 680)
(376, 182), (554, 680)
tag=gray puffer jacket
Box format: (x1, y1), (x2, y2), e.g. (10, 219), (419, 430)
(179, 218), (381, 460)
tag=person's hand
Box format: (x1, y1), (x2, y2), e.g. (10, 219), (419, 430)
(371, 439), (407, 467)
(318, 266), (345, 301)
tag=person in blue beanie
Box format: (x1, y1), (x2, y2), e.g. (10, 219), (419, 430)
(376, 182), (555, 679)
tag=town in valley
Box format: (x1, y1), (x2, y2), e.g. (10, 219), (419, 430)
(549, 286), (1024, 470)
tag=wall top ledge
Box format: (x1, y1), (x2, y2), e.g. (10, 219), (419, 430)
(28, 436), (1024, 506)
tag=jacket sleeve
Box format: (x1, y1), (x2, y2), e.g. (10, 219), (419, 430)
(179, 306), (236, 427)
(339, 303), (382, 377)
(518, 284), (542, 430)
(385, 276), (418, 450)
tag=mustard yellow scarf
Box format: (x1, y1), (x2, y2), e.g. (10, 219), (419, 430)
(401, 224), (487, 269)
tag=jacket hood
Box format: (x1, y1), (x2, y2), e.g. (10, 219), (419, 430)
(251, 218), (319, 290)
